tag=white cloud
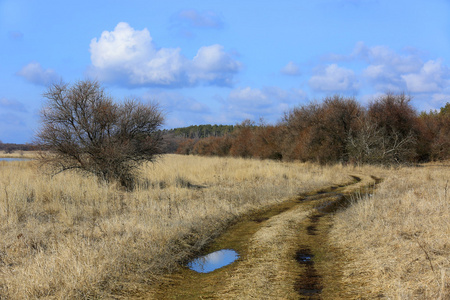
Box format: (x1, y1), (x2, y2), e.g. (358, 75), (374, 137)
(323, 42), (450, 112)
(326, 42), (423, 73)
(89, 22), (241, 87)
(325, 42), (445, 93)
(430, 93), (450, 107)
(228, 87), (271, 109)
(17, 62), (59, 86)
(281, 61), (301, 76)
(401, 59), (449, 93)
(309, 64), (359, 93)
(366, 45), (422, 74)
(189, 44), (242, 86)
(363, 64), (406, 92)
(223, 86), (307, 123)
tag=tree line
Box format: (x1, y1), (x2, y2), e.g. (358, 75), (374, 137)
(0, 142), (37, 153)
(162, 124), (234, 139)
(175, 94), (450, 165)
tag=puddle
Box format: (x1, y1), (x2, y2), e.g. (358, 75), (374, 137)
(295, 248), (322, 296)
(0, 158), (32, 161)
(296, 249), (314, 265)
(187, 249), (239, 273)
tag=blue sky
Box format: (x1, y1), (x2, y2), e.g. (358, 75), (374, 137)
(1, 0), (450, 143)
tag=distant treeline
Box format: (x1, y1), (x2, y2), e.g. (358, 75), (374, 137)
(0, 142), (37, 153)
(162, 124), (235, 139)
(173, 94), (450, 165)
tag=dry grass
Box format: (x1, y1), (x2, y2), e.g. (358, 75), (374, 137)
(8, 153), (444, 299)
(0, 151), (38, 159)
(331, 162), (450, 299)
(0, 154), (347, 299)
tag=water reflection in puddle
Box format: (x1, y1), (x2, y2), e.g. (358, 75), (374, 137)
(0, 158), (32, 161)
(187, 249), (239, 273)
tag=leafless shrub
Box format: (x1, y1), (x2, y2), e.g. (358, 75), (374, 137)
(347, 116), (417, 165)
(36, 79), (164, 190)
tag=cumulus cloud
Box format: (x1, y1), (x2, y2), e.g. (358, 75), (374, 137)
(0, 97), (27, 112)
(228, 87), (272, 109)
(361, 48), (450, 94)
(17, 62), (59, 86)
(89, 22), (241, 88)
(177, 9), (223, 29)
(223, 86), (307, 122)
(401, 59), (450, 93)
(324, 42), (423, 73)
(281, 61), (301, 76)
(322, 42), (450, 98)
(363, 64), (407, 92)
(189, 44), (242, 86)
(309, 64), (359, 93)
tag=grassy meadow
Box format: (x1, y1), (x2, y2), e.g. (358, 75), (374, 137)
(332, 162), (450, 299)
(0, 154), (347, 299)
(0, 153), (448, 298)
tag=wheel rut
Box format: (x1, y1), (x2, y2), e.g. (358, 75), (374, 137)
(151, 174), (379, 299)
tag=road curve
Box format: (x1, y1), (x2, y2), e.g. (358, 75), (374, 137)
(151, 173), (378, 299)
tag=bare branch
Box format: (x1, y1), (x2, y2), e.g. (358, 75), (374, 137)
(36, 79), (164, 190)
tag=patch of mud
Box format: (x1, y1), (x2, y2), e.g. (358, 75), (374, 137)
(307, 214), (322, 235)
(252, 217), (269, 223)
(295, 247), (323, 297)
(293, 174), (381, 299)
(306, 225), (317, 235)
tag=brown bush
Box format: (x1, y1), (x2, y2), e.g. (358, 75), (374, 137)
(36, 79), (164, 189)
(282, 96), (364, 163)
(418, 104), (450, 161)
(229, 120), (256, 158)
(176, 138), (198, 155)
(366, 93), (418, 163)
(251, 125), (284, 160)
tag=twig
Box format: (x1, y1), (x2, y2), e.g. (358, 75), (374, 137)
(416, 239), (439, 282)
(445, 180), (448, 202)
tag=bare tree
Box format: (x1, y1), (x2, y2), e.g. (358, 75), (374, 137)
(36, 80), (164, 189)
(347, 116), (416, 165)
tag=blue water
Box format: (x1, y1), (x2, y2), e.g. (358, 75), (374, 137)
(0, 158), (31, 161)
(187, 249), (239, 273)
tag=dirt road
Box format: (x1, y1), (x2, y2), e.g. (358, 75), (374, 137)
(151, 174), (379, 299)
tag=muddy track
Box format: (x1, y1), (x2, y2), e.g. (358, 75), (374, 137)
(151, 174), (379, 299)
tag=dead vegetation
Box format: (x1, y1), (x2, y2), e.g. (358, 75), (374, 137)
(0, 154), (346, 299)
(331, 162), (450, 299)
(1, 154), (448, 298)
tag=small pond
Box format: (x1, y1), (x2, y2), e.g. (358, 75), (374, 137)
(0, 158), (32, 161)
(187, 249), (239, 273)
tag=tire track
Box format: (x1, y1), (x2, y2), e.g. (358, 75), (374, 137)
(151, 174), (378, 299)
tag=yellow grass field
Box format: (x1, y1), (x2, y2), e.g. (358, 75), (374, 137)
(0, 153), (448, 298)
(0, 154), (347, 298)
(331, 162), (450, 299)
